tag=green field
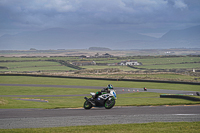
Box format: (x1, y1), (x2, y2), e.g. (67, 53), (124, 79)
(79, 73), (199, 82)
(0, 61), (76, 72)
(136, 56), (200, 65)
(1, 56), (200, 70)
(0, 55), (200, 84)
(1, 122), (200, 133)
(136, 63), (200, 69)
(0, 76), (200, 109)
(1, 55), (200, 83)
(82, 65), (134, 71)
(1, 76), (200, 91)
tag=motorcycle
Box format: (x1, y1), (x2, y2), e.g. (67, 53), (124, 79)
(83, 89), (117, 109)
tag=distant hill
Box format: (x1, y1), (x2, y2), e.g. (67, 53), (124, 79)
(0, 28), (157, 50)
(0, 25), (199, 50)
(89, 47), (111, 51)
(161, 25), (200, 41)
(158, 25), (200, 48)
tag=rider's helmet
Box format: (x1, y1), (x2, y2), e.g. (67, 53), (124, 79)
(107, 84), (113, 89)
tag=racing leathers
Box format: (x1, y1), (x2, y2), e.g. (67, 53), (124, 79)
(94, 88), (110, 99)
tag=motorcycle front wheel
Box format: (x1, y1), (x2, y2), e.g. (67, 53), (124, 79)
(105, 97), (115, 109)
(83, 100), (92, 109)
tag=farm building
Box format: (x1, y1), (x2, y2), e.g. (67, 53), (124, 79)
(119, 60), (141, 66)
(94, 53), (114, 58)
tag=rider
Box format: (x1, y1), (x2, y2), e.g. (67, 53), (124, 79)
(93, 84), (113, 99)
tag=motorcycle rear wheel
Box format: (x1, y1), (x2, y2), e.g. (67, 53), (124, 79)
(105, 97), (115, 109)
(83, 101), (92, 109)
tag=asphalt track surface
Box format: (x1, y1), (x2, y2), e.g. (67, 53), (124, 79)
(0, 84), (200, 129)
(1, 106), (200, 129)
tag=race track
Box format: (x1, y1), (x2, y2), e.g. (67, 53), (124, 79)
(1, 106), (200, 129)
(0, 84), (200, 129)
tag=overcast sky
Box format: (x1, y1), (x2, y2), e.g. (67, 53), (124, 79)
(0, 0), (200, 37)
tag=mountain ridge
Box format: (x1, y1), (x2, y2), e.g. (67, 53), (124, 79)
(0, 25), (199, 50)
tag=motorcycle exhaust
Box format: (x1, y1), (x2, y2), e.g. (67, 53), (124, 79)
(84, 97), (95, 106)
(84, 97), (89, 100)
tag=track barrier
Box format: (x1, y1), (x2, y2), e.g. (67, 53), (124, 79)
(160, 94), (200, 101)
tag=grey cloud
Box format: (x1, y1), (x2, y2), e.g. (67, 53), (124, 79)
(173, 0), (188, 9)
(0, 0), (200, 35)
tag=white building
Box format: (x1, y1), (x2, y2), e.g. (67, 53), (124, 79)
(119, 60), (140, 66)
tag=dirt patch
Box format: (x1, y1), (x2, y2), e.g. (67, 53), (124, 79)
(0, 98), (8, 105)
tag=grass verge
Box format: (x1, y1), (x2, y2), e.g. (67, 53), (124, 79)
(0, 76), (200, 109)
(0, 76), (200, 91)
(0, 122), (200, 133)
(1, 92), (200, 109)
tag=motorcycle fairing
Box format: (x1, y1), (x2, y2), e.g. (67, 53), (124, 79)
(94, 97), (105, 107)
